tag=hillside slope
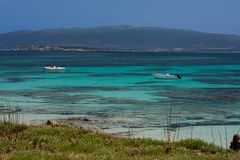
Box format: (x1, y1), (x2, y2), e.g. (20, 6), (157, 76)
(1, 26), (240, 51)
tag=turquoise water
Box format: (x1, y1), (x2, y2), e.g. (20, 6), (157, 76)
(0, 51), (240, 138)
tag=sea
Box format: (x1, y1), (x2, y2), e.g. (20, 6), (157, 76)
(0, 51), (240, 146)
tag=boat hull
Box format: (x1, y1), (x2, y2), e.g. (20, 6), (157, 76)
(44, 67), (65, 70)
(152, 73), (180, 79)
(44, 66), (65, 72)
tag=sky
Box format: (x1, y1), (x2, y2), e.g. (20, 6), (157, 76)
(0, 0), (240, 34)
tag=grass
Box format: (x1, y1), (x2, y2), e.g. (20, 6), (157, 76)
(0, 101), (239, 159)
(0, 123), (240, 160)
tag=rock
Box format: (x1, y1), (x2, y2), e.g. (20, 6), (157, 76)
(230, 134), (240, 151)
(82, 118), (91, 122)
(45, 120), (62, 127)
(67, 117), (91, 122)
(79, 126), (100, 132)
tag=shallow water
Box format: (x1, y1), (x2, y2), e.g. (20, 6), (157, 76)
(0, 51), (240, 143)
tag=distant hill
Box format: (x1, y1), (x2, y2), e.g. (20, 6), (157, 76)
(1, 25), (240, 52)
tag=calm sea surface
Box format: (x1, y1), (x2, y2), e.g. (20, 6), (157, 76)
(0, 51), (240, 140)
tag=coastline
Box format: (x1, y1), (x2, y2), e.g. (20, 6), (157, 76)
(2, 121), (238, 160)
(4, 45), (240, 54)
(22, 113), (239, 148)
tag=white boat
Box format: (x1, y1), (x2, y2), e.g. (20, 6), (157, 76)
(152, 73), (181, 79)
(44, 66), (65, 71)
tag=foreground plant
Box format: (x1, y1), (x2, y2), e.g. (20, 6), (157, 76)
(0, 124), (239, 160)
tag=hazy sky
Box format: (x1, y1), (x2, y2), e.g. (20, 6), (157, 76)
(0, 0), (240, 34)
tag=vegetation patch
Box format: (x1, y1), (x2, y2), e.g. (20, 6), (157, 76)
(0, 123), (240, 160)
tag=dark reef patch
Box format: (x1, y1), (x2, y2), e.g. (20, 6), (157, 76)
(152, 87), (240, 103)
(168, 120), (240, 129)
(135, 81), (159, 85)
(88, 73), (150, 77)
(40, 86), (132, 92)
(140, 67), (169, 72)
(194, 78), (240, 85)
(0, 71), (44, 77)
(185, 117), (206, 120)
(225, 114), (240, 119)
(5, 77), (45, 83)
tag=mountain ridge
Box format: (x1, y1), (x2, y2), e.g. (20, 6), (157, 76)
(1, 25), (240, 52)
